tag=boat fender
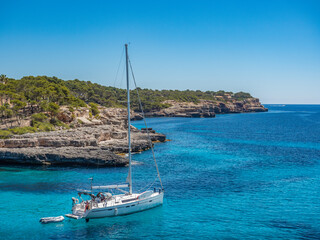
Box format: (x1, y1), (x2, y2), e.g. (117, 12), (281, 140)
(85, 201), (89, 212)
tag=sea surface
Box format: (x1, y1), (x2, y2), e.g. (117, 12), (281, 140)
(1, 104), (320, 239)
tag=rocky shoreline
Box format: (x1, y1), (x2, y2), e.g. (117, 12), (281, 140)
(0, 97), (266, 167)
(0, 105), (167, 167)
(0, 125), (166, 167)
(133, 98), (267, 119)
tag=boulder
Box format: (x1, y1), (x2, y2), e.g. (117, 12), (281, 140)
(57, 111), (74, 123)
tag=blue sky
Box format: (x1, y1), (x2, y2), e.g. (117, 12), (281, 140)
(0, 0), (319, 104)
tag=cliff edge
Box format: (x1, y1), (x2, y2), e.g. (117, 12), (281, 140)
(138, 98), (267, 118)
(0, 107), (166, 167)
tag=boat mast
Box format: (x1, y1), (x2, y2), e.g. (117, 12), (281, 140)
(125, 44), (133, 194)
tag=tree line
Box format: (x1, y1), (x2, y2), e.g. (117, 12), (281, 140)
(64, 78), (253, 112)
(0, 74), (253, 126)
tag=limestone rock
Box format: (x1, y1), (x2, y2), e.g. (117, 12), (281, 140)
(0, 147), (127, 166)
(142, 98), (267, 118)
(0, 124), (166, 167)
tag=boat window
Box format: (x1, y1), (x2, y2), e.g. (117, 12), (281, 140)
(126, 206), (130, 208)
(122, 198), (136, 203)
(149, 200), (152, 202)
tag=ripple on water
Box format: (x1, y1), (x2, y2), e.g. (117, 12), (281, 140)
(1, 105), (320, 239)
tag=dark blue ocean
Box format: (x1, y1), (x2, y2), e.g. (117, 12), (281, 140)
(1, 105), (320, 239)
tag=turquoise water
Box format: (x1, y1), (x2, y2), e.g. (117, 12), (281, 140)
(1, 105), (320, 239)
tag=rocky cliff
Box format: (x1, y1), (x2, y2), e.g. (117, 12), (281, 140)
(138, 98), (267, 118)
(0, 107), (166, 167)
(0, 97), (266, 167)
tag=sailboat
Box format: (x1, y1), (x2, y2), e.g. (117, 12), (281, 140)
(65, 44), (164, 222)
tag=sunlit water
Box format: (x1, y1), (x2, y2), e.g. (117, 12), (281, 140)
(1, 105), (320, 239)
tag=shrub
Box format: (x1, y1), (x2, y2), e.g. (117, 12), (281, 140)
(89, 102), (100, 116)
(9, 126), (37, 135)
(0, 130), (13, 139)
(34, 122), (54, 132)
(39, 101), (48, 111)
(68, 106), (74, 112)
(49, 117), (59, 125)
(31, 113), (48, 122)
(234, 92), (252, 99)
(52, 119), (70, 129)
(48, 102), (60, 117)
(5, 109), (13, 118)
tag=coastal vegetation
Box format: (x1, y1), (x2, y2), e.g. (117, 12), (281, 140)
(65, 78), (253, 111)
(0, 74), (256, 137)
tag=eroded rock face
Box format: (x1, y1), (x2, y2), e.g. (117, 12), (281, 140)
(140, 99), (267, 118)
(0, 97), (265, 167)
(0, 125), (166, 167)
(0, 147), (127, 166)
(57, 111), (74, 123)
(100, 130), (166, 153)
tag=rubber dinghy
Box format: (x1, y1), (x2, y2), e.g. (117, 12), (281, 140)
(40, 216), (64, 224)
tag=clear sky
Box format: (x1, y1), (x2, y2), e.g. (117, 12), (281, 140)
(1, 0), (319, 104)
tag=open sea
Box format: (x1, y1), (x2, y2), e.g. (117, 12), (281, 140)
(1, 104), (320, 239)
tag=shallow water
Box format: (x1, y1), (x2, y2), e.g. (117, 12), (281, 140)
(1, 105), (320, 239)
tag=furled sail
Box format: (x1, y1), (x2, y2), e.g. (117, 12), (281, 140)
(92, 184), (129, 189)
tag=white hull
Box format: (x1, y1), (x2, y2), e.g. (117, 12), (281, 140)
(71, 191), (163, 219)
